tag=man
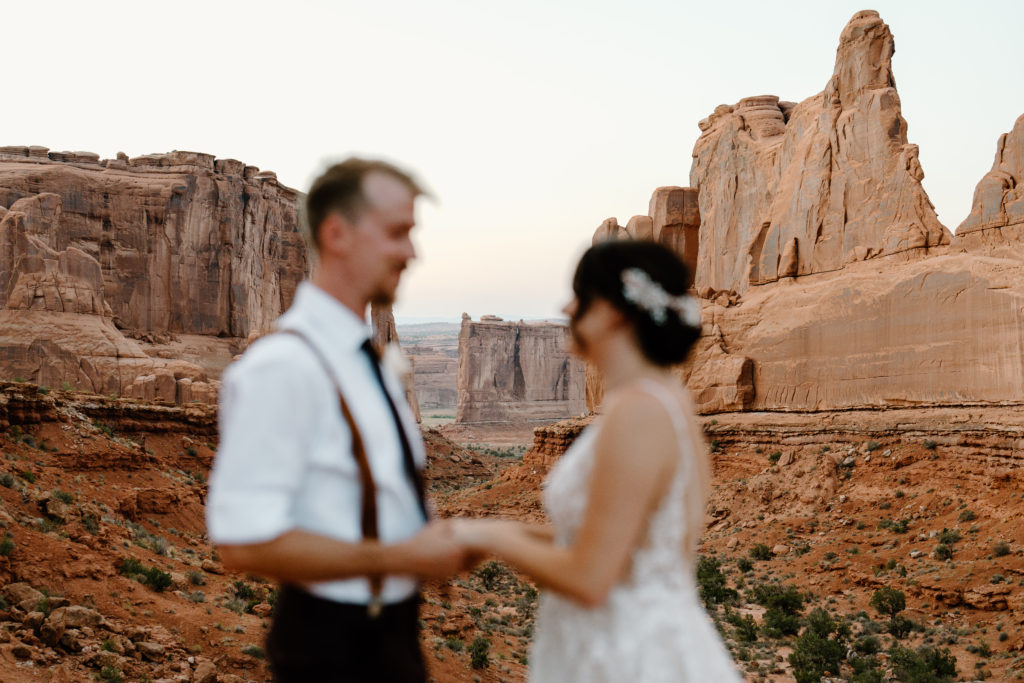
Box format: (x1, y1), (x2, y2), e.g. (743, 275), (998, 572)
(206, 158), (463, 681)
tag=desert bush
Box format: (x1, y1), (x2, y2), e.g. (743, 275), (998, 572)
(749, 543), (773, 561)
(878, 518), (910, 533)
(870, 587), (906, 617)
(0, 534), (14, 557)
(923, 439), (938, 450)
(118, 557), (172, 592)
(993, 541), (1011, 557)
(768, 451), (782, 464)
(696, 555), (738, 607)
(241, 644), (265, 659)
(725, 610), (759, 643)
(888, 645), (957, 682)
(937, 528), (961, 545)
(865, 441), (882, 452)
(789, 608), (848, 683)
(737, 557), (754, 573)
(934, 544), (953, 560)
(750, 581), (804, 637)
(957, 509), (976, 522)
(470, 637), (490, 669)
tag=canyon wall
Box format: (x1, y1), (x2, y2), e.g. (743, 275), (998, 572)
(691, 10), (948, 296)
(456, 314), (586, 423)
(0, 148), (416, 409)
(590, 10), (1024, 415)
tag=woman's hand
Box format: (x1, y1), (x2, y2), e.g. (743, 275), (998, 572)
(451, 518), (519, 553)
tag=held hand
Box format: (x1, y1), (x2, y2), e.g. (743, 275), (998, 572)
(403, 520), (466, 579)
(451, 518), (518, 553)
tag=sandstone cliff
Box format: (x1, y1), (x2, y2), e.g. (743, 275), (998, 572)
(690, 10), (949, 294)
(456, 315), (586, 423)
(955, 113), (1024, 245)
(586, 11), (1024, 415)
(0, 148), (416, 410)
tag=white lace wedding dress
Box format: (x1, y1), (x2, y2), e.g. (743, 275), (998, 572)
(530, 380), (742, 682)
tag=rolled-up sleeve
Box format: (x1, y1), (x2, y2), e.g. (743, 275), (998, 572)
(206, 351), (316, 545)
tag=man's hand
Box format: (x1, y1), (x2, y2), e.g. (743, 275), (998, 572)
(398, 520), (467, 579)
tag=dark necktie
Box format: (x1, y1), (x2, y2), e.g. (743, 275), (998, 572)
(360, 340), (428, 520)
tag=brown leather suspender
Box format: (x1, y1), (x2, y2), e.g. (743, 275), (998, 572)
(278, 329), (384, 617)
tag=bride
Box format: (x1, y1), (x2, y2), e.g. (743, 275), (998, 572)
(453, 241), (742, 681)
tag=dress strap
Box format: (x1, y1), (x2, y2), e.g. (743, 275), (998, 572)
(632, 379), (692, 481)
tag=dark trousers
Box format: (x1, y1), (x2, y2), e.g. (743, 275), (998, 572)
(266, 586), (426, 683)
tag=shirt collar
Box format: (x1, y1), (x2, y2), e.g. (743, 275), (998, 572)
(276, 281), (372, 352)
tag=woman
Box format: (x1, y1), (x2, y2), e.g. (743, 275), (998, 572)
(453, 241), (741, 681)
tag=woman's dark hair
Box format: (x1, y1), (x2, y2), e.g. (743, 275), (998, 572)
(572, 240), (701, 366)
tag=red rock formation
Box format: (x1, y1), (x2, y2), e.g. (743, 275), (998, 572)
(691, 11), (949, 294)
(456, 314), (586, 423)
(955, 113), (1024, 244)
(0, 149), (414, 409)
(0, 147), (307, 336)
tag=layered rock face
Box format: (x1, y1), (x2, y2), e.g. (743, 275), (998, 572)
(456, 315), (586, 423)
(0, 147), (307, 335)
(955, 113), (1024, 245)
(691, 10), (948, 295)
(584, 11), (1024, 414)
(0, 148), (310, 402)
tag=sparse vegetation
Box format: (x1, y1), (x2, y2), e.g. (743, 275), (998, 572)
(469, 636), (490, 669)
(118, 557), (173, 592)
(749, 543), (773, 561)
(696, 555), (738, 607)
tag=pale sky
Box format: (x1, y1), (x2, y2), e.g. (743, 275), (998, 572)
(4, 0), (1022, 323)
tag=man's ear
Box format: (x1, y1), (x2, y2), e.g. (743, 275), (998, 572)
(318, 211), (352, 257)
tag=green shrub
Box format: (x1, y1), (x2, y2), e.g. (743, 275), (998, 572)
(0, 473), (15, 488)
(855, 635), (882, 655)
(18, 471), (36, 484)
(52, 490), (74, 504)
(751, 581), (804, 637)
(878, 518), (910, 533)
(725, 610), (759, 643)
(0, 534), (14, 557)
(865, 441), (882, 452)
(958, 509), (976, 522)
(469, 637), (490, 669)
(118, 557), (172, 591)
(934, 544), (953, 560)
(99, 666), (124, 683)
(937, 528), (961, 545)
(888, 645), (957, 682)
(768, 451), (782, 464)
(696, 555), (738, 607)
(870, 587), (906, 617)
(749, 544), (773, 561)
(888, 614), (918, 640)
(993, 541), (1011, 557)
(923, 439), (938, 450)
(241, 644), (265, 659)
(737, 557), (754, 573)
(444, 637), (463, 652)
(788, 608), (846, 683)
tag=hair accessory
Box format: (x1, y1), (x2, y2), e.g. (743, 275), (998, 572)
(621, 268), (701, 327)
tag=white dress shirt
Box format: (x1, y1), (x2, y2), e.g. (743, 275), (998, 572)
(206, 281), (427, 605)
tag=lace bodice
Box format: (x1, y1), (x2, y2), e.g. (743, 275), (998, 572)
(529, 380), (741, 682)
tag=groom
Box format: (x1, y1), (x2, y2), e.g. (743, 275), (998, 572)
(206, 158), (464, 681)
